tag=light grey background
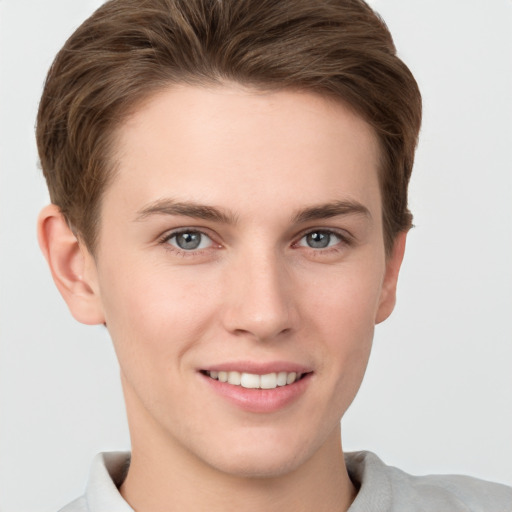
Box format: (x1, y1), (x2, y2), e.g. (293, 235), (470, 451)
(1, 1), (511, 511)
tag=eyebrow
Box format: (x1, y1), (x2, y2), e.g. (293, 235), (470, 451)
(134, 198), (237, 224)
(135, 198), (371, 224)
(292, 200), (371, 223)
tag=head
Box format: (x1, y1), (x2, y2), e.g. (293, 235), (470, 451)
(37, 0), (421, 257)
(36, 0), (421, 481)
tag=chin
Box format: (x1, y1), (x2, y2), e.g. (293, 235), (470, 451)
(210, 450), (305, 479)
(197, 430), (320, 479)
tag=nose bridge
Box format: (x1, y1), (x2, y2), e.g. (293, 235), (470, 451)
(222, 243), (295, 340)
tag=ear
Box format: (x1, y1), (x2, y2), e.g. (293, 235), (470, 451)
(37, 204), (105, 325)
(375, 231), (407, 325)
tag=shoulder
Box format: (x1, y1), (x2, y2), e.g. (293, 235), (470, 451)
(346, 451), (512, 512)
(386, 462), (512, 511)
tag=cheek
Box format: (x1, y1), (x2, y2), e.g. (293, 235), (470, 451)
(304, 257), (384, 337)
(303, 260), (384, 401)
(96, 259), (220, 379)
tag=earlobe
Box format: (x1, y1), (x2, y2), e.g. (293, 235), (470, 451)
(37, 204), (105, 325)
(375, 231), (407, 325)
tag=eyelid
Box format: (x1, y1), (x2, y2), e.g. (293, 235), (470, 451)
(158, 227), (221, 255)
(293, 227), (353, 247)
(156, 225), (353, 256)
(297, 231), (341, 249)
(159, 225), (214, 241)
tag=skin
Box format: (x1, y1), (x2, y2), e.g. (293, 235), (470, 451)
(39, 84), (406, 512)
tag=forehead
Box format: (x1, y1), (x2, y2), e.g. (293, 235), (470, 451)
(106, 84), (382, 222)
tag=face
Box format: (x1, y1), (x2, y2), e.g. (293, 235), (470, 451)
(86, 84), (402, 477)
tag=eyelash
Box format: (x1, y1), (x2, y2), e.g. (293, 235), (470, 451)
(158, 228), (217, 258)
(294, 228), (353, 252)
(158, 227), (353, 257)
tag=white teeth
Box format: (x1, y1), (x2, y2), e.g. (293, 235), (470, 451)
(240, 373), (260, 389)
(286, 372), (297, 385)
(276, 371), (288, 386)
(227, 371), (241, 385)
(207, 370), (304, 389)
(260, 373), (277, 389)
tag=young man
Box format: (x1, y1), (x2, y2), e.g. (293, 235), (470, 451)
(35, 0), (511, 510)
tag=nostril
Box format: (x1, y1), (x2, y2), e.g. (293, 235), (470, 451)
(231, 325), (292, 341)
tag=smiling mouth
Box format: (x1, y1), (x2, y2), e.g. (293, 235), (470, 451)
(201, 370), (309, 389)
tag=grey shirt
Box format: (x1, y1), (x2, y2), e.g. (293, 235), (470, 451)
(59, 451), (512, 512)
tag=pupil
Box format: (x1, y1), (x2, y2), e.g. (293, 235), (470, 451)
(307, 231), (330, 248)
(176, 232), (201, 250)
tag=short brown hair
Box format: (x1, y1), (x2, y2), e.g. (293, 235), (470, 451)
(37, 0), (421, 255)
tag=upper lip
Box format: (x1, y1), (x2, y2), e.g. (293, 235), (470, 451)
(200, 361), (313, 375)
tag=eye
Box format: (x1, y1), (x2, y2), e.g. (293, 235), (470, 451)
(298, 230), (343, 249)
(165, 230), (213, 251)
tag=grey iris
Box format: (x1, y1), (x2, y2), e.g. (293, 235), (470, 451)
(306, 231), (330, 248)
(176, 231), (202, 250)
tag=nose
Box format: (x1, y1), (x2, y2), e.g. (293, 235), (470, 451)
(221, 248), (297, 341)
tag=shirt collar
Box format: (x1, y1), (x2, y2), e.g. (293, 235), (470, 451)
(85, 452), (133, 512)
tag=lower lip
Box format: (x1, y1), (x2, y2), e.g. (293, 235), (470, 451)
(200, 373), (312, 413)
